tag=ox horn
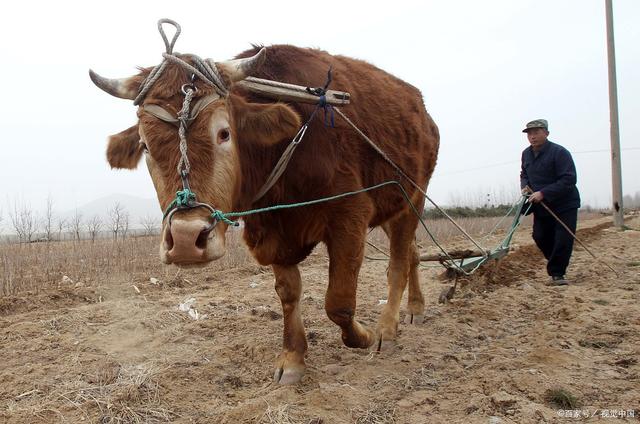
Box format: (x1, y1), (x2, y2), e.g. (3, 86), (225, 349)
(88, 69), (137, 100)
(215, 47), (267, 82)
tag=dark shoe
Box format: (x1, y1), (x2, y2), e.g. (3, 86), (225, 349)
(546, 275), (569, 286)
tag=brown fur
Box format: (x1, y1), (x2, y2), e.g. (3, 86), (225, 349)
(106, 124), (143, 169)
(231, 46), (440, 266)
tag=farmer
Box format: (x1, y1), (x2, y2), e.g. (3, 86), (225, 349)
(520, 119), (581, 286)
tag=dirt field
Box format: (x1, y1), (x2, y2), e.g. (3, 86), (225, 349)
(1, 215), (638, 423)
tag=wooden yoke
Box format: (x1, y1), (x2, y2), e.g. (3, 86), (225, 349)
(237, 77), (351, 106)
(420, 249), (488, 262)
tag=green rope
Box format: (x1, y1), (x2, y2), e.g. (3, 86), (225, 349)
(498, 196), (532, 249)
(211, 210), (241, 226)
(212, 180), (479, 275)
(163, 188), (197, 219)
(213, 181), (401, 223)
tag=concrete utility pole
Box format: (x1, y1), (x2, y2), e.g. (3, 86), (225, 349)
(605, 0), (624, 227)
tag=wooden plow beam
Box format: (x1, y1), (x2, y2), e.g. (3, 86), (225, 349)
(420, 247), (510, 273)
(420, 249), (487, 262)
(237, 77), (351, 106)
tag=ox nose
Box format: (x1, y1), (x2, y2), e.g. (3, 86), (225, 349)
(164, 218), (212, 264)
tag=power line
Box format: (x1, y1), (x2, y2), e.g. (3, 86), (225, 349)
(436, 146), (640, 176)
(437, 160), (517, 176)
(573, 147), (640, 154)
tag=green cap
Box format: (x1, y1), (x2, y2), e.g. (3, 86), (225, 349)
(522, 119), (548, 133)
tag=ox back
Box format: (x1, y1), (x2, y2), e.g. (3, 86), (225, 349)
(232, 45), (440, 267)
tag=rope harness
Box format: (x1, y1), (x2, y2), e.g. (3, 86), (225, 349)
(135, 19), (230, 230)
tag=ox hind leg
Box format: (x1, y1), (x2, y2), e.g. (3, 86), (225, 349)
(381, 225), (424, 324)
(325, 222), (376, 349)
(272, 264), (307, 385)
(405, 237), (425, 323)
(377, 212), (423, 349)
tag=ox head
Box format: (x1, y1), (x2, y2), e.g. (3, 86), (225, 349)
(90, 49), (301, 267)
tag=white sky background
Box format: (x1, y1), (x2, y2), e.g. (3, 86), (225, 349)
(0, 0), (638, 221)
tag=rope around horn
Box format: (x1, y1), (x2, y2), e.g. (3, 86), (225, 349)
(133, 19), (228, 106)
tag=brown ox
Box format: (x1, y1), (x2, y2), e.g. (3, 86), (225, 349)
(90, 45), (439, 384)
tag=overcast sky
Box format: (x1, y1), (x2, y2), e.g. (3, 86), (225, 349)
(1, 0), (638, 223)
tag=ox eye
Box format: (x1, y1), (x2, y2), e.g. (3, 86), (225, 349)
(218, 128), (230, 143)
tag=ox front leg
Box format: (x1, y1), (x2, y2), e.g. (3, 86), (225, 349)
(272, 264), (307, 385)
(326, 226), (375, 349)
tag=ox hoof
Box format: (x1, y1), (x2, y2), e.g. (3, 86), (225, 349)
(372, 336), (398, 353)
(371, 330), (398, 352)
(403, 314), (424, 325)
(273, 366), (305, 385)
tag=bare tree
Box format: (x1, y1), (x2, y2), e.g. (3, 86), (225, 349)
(9, 202), (24, 242)
(120, 211), (130, 240)
(108, 202), (126, 241)
(86, 215), (103, 243)
(9, 199), (37, 243)
(70, 209), (83, 241)
(41, 195), (54, 242)
(0, 206), (5, 242)
(140, 214), (158, 236)
(56, 217), (67, 241)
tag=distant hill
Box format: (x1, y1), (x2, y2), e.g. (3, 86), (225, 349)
(60, 194), (161, 229)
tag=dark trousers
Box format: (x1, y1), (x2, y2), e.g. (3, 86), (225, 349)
(531, 208), (578, 277)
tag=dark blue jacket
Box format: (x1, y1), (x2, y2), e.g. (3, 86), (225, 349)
(520, 140), (580, 215)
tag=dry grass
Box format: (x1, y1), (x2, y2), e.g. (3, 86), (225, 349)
(6, 362), (174, 423)
(370, 366), (440, 392)
(0, 236), (159, 295)
(255, 402), (300, 424)
(1, 214), (513, 297)
(251, 401), (325, 424)
(0, 227), (250, 296)
(0, 210), (601, 296)
(351, 402), (397, 424)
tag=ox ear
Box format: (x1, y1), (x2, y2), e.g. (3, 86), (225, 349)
(231, 96), (301, 147)
(106, 124), (144, 169)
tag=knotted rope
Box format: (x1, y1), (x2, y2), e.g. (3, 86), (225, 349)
(134, 19), (228, 106)
(176, 86), (195, 175)
(252, 68), (335, 202)
(306, 67), (335, 127)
